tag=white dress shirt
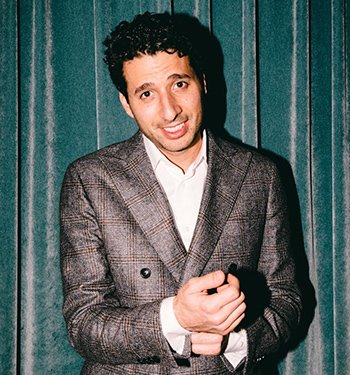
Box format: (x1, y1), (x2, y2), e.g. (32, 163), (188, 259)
(143, 131), (247, 368)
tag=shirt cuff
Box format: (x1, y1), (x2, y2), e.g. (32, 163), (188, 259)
(160, 296), (191, 354)
(223, 329), (247, 368)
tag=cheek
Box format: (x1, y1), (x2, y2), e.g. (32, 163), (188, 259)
(132, 104), (154, 123)
(187, 91), (203, 112)
(190, 99), (203, 118)
(133, 109), (156, 132)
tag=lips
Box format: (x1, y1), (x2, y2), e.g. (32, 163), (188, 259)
(161, 121), (187, 138)
(164, 122), (185, 133)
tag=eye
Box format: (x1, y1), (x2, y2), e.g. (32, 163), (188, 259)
(140, 91), (152, 99)
(175, 81), (188, 89)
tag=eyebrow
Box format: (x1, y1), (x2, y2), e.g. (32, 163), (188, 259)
(168, 73), (192, 81)
(134, 82), (153, 95)
(133, 73), (192, 96)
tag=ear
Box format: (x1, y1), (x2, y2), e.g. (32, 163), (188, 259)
(202, 74), (207, 94)
(119, 92), (135, 118)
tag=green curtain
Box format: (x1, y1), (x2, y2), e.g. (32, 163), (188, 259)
(1, 0), (349, 374)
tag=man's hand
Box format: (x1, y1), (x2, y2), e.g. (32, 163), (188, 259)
(190, 332), (227, 356)
(173, 271), (246, 336)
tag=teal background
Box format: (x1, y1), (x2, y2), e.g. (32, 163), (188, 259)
(1, 0), (349, 374)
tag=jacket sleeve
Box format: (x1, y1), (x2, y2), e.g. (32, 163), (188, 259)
(242, 162), (302, 373)
(59, 161), (180, 367)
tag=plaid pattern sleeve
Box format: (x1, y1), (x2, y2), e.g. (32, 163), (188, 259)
(59, 157), (179, 369)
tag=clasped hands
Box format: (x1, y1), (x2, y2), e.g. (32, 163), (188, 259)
(173, 270), (246, 356)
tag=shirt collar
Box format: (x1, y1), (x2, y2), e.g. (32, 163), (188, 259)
(143, 130), (207, 173)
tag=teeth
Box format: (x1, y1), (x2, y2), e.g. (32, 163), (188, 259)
(164, 123), (184, 133)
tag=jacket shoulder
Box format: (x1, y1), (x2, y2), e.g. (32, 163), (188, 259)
(211, 133), (279, 177)
(65, 132), (143, 173)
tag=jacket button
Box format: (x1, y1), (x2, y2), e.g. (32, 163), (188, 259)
(140, 268), (151, 279)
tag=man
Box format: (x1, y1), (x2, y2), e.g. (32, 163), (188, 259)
(60, 12), (302, 375)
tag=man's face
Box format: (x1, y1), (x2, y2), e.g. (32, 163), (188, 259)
(119, 51), (206, 168)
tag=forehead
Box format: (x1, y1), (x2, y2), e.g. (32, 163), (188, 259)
(123, 52), (195, 90)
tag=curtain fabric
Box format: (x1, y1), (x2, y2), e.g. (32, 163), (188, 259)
(1, 0), (349, 374)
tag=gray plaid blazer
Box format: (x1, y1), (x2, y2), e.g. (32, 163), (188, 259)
(60, 131), (301, 375)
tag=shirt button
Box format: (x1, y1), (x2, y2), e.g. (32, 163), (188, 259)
(140, 268), (151, 279)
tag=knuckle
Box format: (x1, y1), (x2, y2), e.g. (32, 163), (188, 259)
(217, 321), (230, 334)
(226, 286), (240, 300)
(186, 277), (198, 289)
(211, 315), (222, 326)
(234, 288), (242, 299)
(214, 346), (222, 355)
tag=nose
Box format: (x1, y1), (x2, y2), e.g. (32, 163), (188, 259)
(159, 92), (182, 122)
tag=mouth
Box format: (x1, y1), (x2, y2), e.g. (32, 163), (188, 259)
(161, 121), (188, 139)
(163, 122), (185, 133)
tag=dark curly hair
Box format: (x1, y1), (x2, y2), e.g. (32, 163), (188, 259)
(103, 12), (205, 100)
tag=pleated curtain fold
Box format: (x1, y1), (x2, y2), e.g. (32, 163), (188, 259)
(1, 0), (349, 373)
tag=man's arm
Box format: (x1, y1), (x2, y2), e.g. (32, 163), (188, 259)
(242, 161), (302, 372)
(60, 162), (178, 366)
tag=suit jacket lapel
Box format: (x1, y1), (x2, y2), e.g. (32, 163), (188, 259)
(100, 131), (252, 285)
(180, 132), (252, 285)
(101, 132), (187, 283)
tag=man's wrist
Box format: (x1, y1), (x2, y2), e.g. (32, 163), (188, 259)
(160, 297), (191, 354)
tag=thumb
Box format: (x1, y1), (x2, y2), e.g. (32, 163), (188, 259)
(189, 271), (226, 293)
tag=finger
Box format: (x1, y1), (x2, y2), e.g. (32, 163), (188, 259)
(213, 282), (244, 310)
(191, 333), (223, 356)
(186, 271), (226, 294)
(191, 343), (222, 356)
(226, 273), (240, 288)
(198, 290), (243, 321)
(217, 300), (246, 335)
(193, 291), (245, 333)
(225, 310), (246, 334)
(173, 271), (228, 331)
(202, 295), (246, 335)
(216, 273), (240, 293)
(190, 332), (223, 345)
